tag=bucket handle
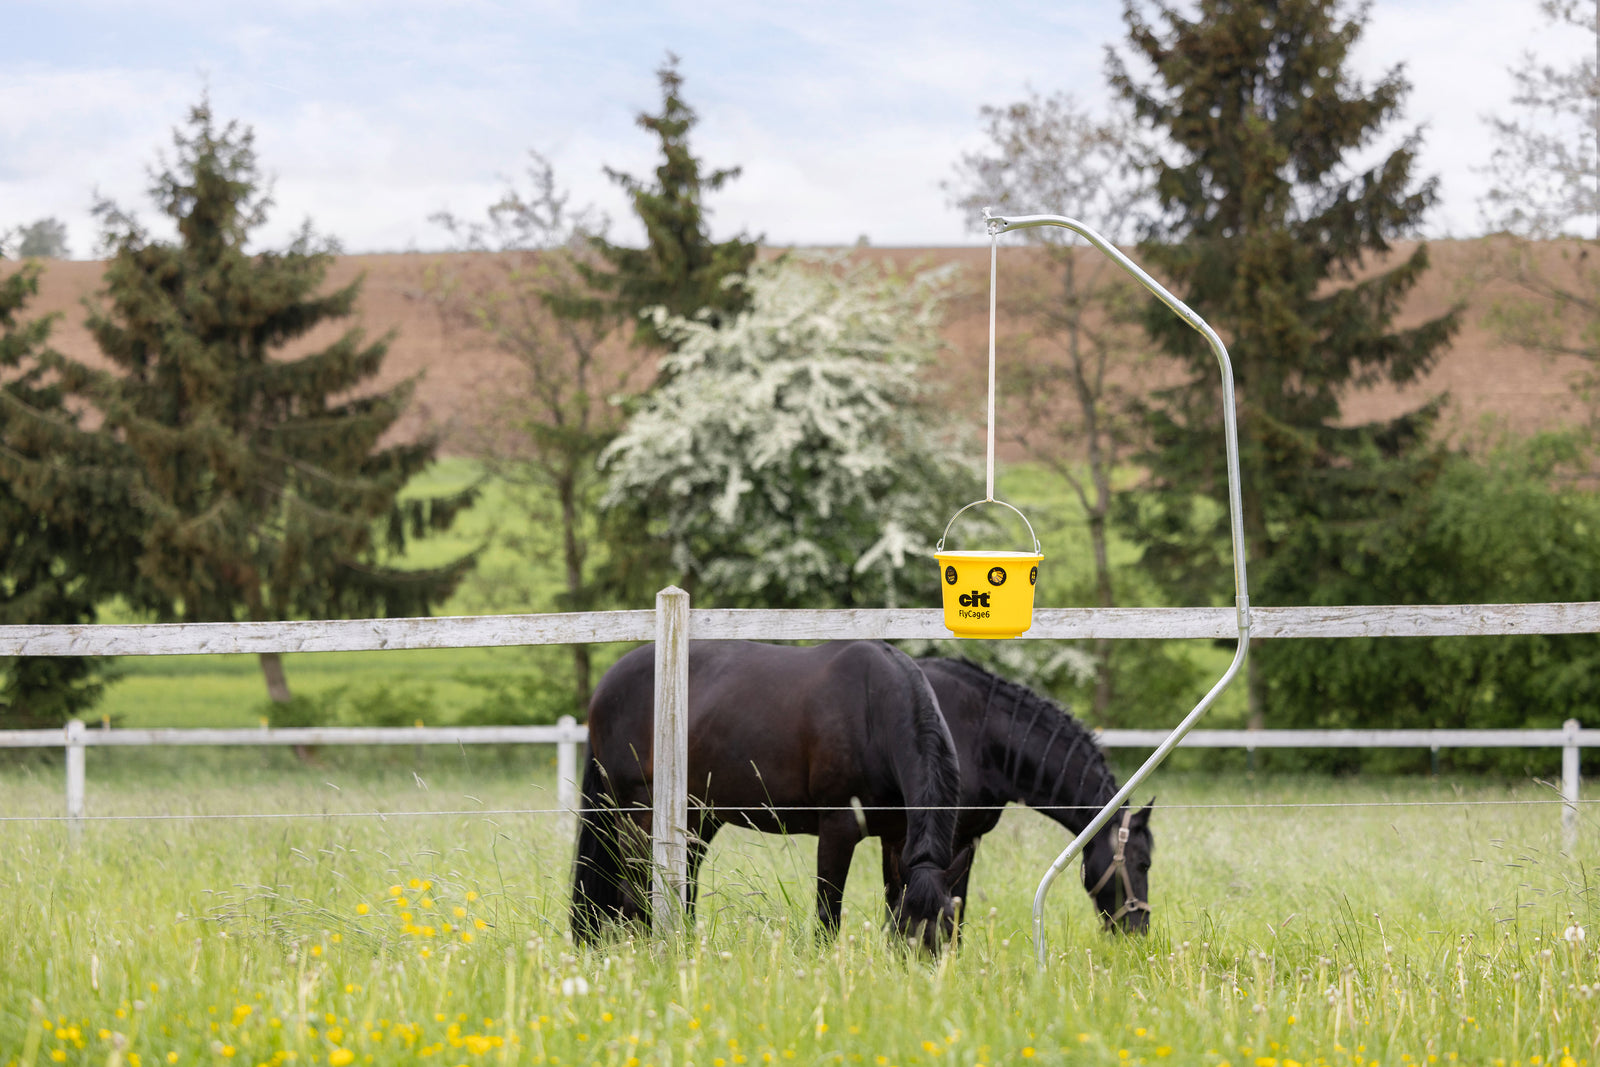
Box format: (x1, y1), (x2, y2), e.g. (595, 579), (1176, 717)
(935, 498), (1042, 555)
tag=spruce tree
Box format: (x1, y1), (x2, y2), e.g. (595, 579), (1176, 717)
(9, 102), (476, 711)
(1109, 0), (1461, 725)
(0, 263), (147, 726)
(581, 54), (760, 350)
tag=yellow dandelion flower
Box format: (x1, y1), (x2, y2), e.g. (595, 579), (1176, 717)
(50, 1053), (66, 1064)
(716, 1060), (727, 1067)
(460, 932), (474, 944)
(602, 1013), (614, 1023)
(328, 1051), (354, 1067)
(466, 891), (479, 902)
(1022, 1051), (1035, 1060)
(167, 1054), (179, 1065)
(474, 918), (489, 930)
(356, 903), (369, 916)
(409, 878), (424, 890)
(1135, 1030), (1146, 1038)
(453, 907), (467, 918)
(221, 1047), (235, 1058)
(99, 1029), (112, 1040)
(420, 897), (434, 909)
(1157, 1048), (1173, 1058)
(388, 885), (403, 897)
(310, 946), (322, 958)
(330, 933), (342, 944)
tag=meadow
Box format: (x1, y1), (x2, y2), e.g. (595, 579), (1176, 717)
(0, 756), (1595, 1066)
(18, 456), (1592, 1063)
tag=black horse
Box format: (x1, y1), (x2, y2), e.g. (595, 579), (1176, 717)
(907, 657), (1154, 933)
(571, 640), (965, 950)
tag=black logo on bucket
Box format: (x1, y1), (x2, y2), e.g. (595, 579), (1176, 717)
(944, 565), (958, 585)
(987, 567), (1006, 587)
(1029, 565), (1038, 586)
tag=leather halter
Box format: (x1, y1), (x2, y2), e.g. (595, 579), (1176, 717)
(1084, 808), (1151, 926)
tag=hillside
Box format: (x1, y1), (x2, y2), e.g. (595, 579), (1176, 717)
(12, 238), (1590, 456)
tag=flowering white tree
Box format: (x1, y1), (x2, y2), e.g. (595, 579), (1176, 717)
(600, 254), (976, 607)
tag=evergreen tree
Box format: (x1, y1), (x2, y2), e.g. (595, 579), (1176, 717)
(1109, 0), (1461, 725)
(581, 54), (760, 350)
(0, 263), (146, 726)
(7, 102), (476, 712)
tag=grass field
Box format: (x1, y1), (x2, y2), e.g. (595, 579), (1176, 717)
(2, 758), (1596, 1065)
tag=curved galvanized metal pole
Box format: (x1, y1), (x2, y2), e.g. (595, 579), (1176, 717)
(984, 212), (1253, 968)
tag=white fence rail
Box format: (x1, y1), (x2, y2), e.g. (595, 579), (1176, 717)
(8, 602), (1600, 657)
(5, 718), (1590, 838)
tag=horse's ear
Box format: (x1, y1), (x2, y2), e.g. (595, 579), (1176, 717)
(1132, 798), (1155, 827)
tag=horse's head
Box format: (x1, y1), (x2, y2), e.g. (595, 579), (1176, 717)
(893, 844), (974, 953)
(1082, 801), (1154, 934)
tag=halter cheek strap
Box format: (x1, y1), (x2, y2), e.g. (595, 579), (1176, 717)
(1084, 809), (1151, 924)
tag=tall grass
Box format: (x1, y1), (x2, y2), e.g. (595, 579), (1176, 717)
(3, 760), (1597, 1064)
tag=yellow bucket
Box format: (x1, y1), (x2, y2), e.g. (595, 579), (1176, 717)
(934, 499), (1044, 639)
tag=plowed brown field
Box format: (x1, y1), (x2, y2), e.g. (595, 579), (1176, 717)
(13, 239), (1590, 456)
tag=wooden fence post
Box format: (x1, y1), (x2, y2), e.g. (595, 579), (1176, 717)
(556, 715), (579, 815)
(1563, 717), (1581, 851)
(65, 719), (85, 839)
(652, 587), (690, 933)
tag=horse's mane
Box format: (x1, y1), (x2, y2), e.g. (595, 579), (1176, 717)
(893, 647), (961, 869)
(939, 657), (1119, 815)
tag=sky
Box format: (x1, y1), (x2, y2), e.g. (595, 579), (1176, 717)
(1, 0), (1591, 257)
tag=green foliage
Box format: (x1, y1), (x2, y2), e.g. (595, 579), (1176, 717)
(600, 254), (978, 608)
(0, 262), (144, 726)
(581, 54), (760, 351)
(3, 218), (70, 260)
(1263, 433), (1600, 770)
(1110, 0), (1461, 721)
(2, 102), (478, 709)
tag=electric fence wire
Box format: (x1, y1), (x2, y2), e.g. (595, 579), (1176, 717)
(3, 794), (1599, 824)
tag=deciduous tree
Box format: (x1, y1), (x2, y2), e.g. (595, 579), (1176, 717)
(430, 154), (644, 711)
(600, 255), (975, 608)
(947, 90), (1152, 721)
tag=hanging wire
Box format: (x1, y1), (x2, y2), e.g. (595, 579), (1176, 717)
(986, 228), (998, 502)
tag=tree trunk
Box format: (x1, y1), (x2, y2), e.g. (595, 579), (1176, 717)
(259, 651), (292, 703)
(259, 651), (313, 760)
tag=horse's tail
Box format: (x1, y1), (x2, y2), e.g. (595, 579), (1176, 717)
(570, 745), (628, 945)
(886, 646), (961, 924)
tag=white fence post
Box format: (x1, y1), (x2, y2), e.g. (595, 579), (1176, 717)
(556, 715), (579, 815)
(652, 587), (690, 933)
(1564, 717), (1581, 851)
(64, 719), (86, 838)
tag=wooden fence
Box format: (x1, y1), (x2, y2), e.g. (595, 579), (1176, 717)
(4, 599), (1600, 929)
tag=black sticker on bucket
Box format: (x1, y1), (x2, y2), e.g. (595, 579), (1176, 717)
(944, 565), (958, 585)
(987, 566), (1007, 587)
(1029, 565), (1038, 586)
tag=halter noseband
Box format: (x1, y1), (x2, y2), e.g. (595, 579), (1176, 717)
(1084, 808), (1151, 926)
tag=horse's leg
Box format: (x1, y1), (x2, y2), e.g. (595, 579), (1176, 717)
(815, 811), (862, 940)
(878, 829), (907, 927)
(948, 839), (978, 933)
(685, 820), (719, 930)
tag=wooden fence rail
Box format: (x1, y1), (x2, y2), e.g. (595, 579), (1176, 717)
(6, 602), (1600, 657)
